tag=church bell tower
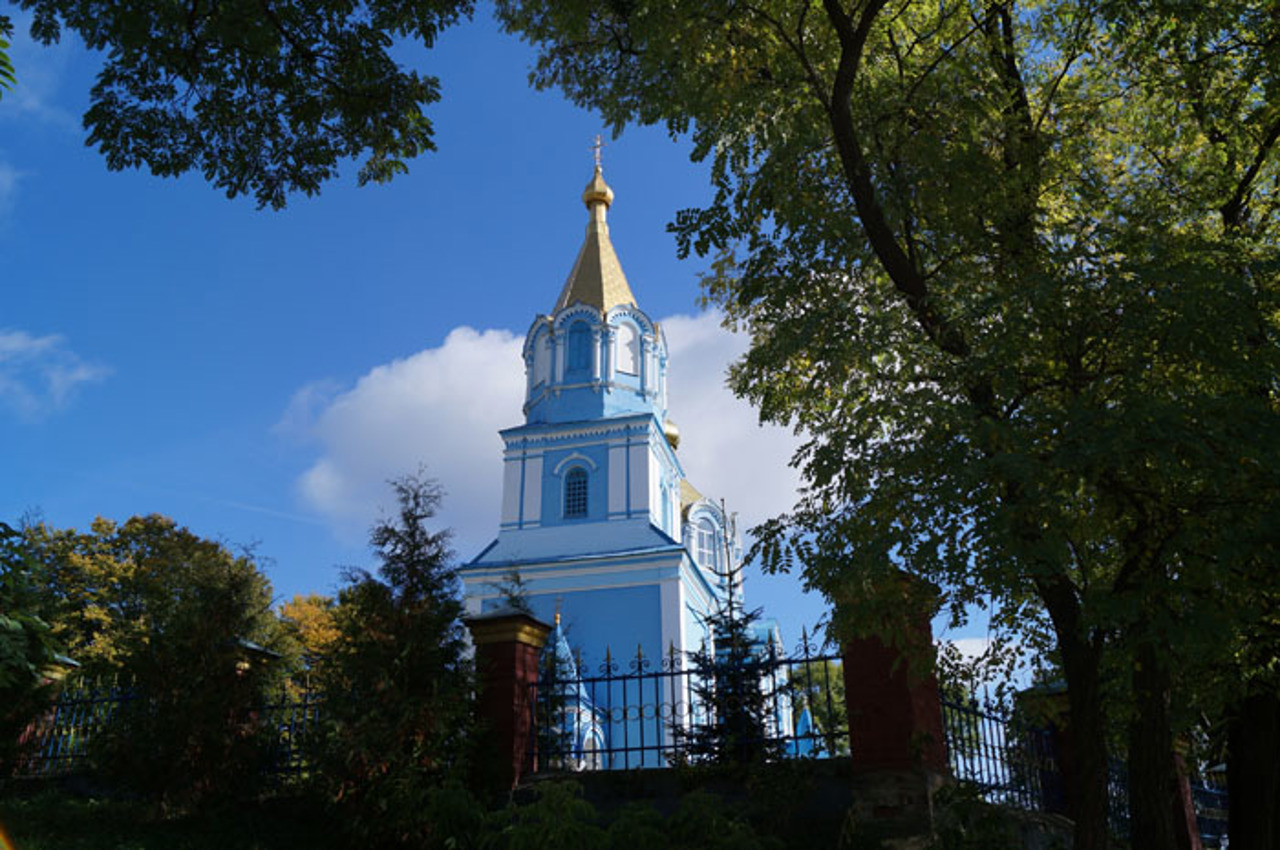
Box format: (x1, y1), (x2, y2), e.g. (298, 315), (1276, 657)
(461, 161), (740, 674)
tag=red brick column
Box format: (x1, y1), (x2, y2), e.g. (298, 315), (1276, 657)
(841, 574), (946, 773)
(465, 609), (551, 791)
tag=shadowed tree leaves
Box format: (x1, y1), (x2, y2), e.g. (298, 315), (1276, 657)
(18, 514), (285, 807)
(12, 0), (474, 208)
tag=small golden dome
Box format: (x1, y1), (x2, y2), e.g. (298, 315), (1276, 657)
(582, 166), (614, 208)
(664, 419), (681, 450)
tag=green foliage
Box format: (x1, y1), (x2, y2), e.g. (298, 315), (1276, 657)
(72, 516), (284, 808)
(11, 0), (474, 208)
(492, 566), (534, 615)
(487, 781), (609, 850)
(12, 515), (285, 805)
(309, 472), (474, 849)
(0, 521), (65, 774)
(486, 782), (781, 850)
(496, 0), (1280, 841)
(676, 564), (784, 767)
(0, 792), (348, 850)
(0, 14), (15, 97)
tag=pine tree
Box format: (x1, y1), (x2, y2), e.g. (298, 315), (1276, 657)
(310, 472), (473, 848)
(676, 511), (784, 767)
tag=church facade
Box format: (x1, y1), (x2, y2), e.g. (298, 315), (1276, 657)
(460, 165), (771, 674)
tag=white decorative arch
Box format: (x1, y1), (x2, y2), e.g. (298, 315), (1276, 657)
(521, 315), (553, 361)
(552, 303), (603, 332)
(552, 452), (599, 475)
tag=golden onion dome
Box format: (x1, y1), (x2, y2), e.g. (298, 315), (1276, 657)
(582, 166), (614, 208)
(664, 419), (681, 450)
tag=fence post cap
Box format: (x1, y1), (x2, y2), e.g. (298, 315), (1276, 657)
(465, 608), (553, 649)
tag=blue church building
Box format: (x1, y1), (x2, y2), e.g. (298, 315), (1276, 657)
(460, 164), (778, 674)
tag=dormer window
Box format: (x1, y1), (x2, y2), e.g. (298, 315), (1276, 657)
(564, 467), (589, 518)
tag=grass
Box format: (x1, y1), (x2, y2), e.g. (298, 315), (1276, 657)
(0, 790), (347, 850)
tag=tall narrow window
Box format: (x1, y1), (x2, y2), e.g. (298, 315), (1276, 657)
(567, 321), (591, 376)
(564, 468), (588, 518)
(616, 323), (639, 375)
(697, 519), (719, 571)
(533, 331), (550, 386)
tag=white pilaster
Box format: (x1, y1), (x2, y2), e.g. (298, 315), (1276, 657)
(608, 444), (627, 516)
(522, 455), (543, 525)
(501, 457), (520, 525)
(628, 443), (649, 516)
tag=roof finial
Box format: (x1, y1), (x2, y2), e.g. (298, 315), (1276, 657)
(581, 142), (614, 210)
(591, 133), (605, 170)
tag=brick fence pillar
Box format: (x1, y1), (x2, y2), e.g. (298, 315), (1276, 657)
(465, 608), (552, 792)
(841, 573), (947, 774)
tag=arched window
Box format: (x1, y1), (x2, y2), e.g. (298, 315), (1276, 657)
(616, 322), (640, 375)
(564, 468), (589, 518)
(697, 519), (719, 571)
(567, 321), (591, 376)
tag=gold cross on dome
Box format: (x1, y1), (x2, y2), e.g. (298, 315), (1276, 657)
(591, 134), (605, 169)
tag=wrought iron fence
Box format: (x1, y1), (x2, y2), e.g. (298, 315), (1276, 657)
(528, 632), (849, 772)
(260, 686), (323, 781)
(14, 682), (136, 778)
(12, 681), (321, 781)
(942, 696), (1230, 847)
(940, 696), (1064, 813)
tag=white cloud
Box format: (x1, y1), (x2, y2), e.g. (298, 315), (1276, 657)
(661, 313), (803, 536)
(284, 313), (804, 557)
(284, 327), (525, 548)
(947, 636), (994, 664)
(0, 329), (110, 420)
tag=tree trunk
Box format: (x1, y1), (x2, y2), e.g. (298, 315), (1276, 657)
(1060, 636), (1110, 850)
(1228, 688), (1280, 850)
(1128, 642), (1181, 850)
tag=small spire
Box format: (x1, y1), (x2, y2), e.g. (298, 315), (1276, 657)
(555, 148), (634, 312)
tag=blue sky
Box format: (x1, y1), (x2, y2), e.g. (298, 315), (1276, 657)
(1, 6), (990, 660)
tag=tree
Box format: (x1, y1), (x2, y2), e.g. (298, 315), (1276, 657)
(490, 1), (1280, 847)
(8, 0), (474, 208)
(279, 592), (341, 679)
(20, 514), (286, 807)
(0, 521), (65, 775)
(309, 473), (473, 848)
(676, 547), (785, 767)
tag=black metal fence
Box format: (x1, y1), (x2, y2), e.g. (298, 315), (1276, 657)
(14, 666), (1230, 847)
(13, 681), (321, 782)
(14, 682), (136, 778)
(940, 696), (1064, 812)
(529, 635), (849, 772)
(940, 696), (1230, 847)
